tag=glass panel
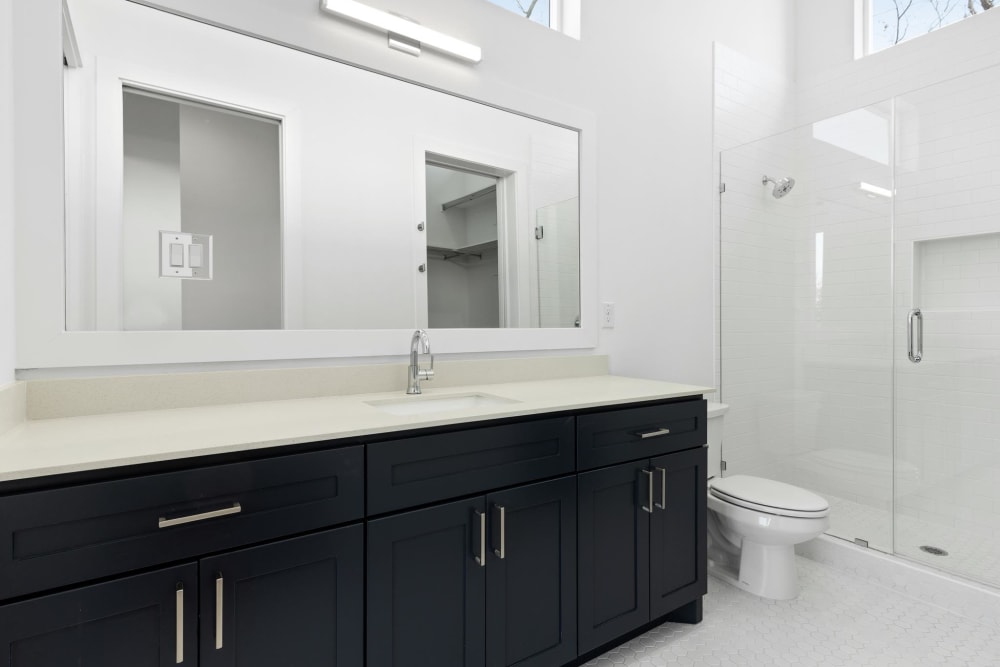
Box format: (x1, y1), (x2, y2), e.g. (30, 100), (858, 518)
(720, 102), (894, 552)
(893, 64), (1000, 586)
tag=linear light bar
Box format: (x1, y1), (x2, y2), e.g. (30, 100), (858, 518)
(859, 182), (893, 199)
(321, 0), (483, 64)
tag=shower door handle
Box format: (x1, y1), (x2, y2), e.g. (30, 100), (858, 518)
(908, 308), (923, 363)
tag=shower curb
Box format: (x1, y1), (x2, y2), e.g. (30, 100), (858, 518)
(797, 534), (1000, 629)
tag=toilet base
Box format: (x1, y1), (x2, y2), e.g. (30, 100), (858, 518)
(709, 541), (799, 600)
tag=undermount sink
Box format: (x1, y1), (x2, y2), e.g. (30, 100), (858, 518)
(367, 393), (519, 416)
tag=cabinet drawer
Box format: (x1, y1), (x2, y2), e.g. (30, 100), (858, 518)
(0, 446), (363, 601)
(367, 417), (574, 515)
(577, 400), (706, 471)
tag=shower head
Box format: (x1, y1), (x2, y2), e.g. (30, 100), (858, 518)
(762, 175), (796, 199)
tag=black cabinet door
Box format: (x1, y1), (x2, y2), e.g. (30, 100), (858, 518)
(649, 447), (707, 620)
(485, 476), (577, 667)
(200, 525), (363, 667)
(0, 563), (197, 667)
(368, 497), (487, 667)
(577, 461), (651, 655)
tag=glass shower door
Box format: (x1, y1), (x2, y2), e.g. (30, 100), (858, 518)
(719, 102), (895, 552)
(892, 66), (1000, 586)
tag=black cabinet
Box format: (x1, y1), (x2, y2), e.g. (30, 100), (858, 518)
(649, 448), (707, 619)
(577, 400), (706, 471)
(201, 525), (364, 667)
(0, 446), (363, 600)
(367, 497), (487, 667)
(577, 447), (707, 655)
(367, 477), (577, 667)
(486, 477), (577, 667)
(0, 526), (363, 667)
(0, 564), (198, 667)
(367, 417), (574, 515)
(0, 395), (707, 667)
(577, 460), (650, 654)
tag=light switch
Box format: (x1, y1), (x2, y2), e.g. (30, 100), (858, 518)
(169, 243), (185, 267)
(189, 244), (204, 268)
(160, 230), (212, 279)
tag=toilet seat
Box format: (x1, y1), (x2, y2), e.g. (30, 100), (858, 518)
(709, 475), (830, 519)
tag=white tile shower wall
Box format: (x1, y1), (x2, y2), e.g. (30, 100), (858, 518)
(713, 42), (795, 469)
(718, 129), (798, 479)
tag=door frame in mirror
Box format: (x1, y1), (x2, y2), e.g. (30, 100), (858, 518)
(14, 0), (598, 368)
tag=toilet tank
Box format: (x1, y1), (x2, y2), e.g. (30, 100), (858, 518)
(706, 401), (729, 479)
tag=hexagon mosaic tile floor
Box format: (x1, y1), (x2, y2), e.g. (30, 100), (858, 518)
(585, 557), (1000, 667)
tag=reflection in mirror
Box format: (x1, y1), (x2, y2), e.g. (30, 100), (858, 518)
(63, 0), (580, 332)
(122, 89), (283, 330)
(536, 197), (581, 327)
(425, 162), (502, 328)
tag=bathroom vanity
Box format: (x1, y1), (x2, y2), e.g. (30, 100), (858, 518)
(0, 377), (708, 667)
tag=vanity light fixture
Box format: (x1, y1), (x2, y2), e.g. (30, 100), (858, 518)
(320, 0), (483, 64)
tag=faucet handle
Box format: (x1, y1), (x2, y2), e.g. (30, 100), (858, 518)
(418, 355), (435, 381)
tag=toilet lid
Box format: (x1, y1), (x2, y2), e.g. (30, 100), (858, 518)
(710, 475), (830, 518)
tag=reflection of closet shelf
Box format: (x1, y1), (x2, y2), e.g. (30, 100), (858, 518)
(440, 185), (496, 211)
(427, 240), (497, 263)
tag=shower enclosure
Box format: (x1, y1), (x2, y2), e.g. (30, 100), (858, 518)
(720, 63), (1000, 588)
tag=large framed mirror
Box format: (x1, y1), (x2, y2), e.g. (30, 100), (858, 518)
(14, 0), (597, 367)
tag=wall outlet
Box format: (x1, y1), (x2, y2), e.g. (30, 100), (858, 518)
(601, 302), (615, 329)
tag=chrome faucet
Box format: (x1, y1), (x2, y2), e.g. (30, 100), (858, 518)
(407, 329), (435, 394)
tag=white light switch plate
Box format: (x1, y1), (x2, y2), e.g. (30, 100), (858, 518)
(159, 231), (213, 279)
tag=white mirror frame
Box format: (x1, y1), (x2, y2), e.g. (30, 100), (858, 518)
(14, 0), (598, 368)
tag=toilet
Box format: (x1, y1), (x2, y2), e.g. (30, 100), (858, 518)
(705, 402), (830, 600)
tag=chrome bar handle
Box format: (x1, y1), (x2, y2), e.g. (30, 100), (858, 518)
(635, 427), (671, 439)
(641, 470), (654, 513)
(654, 467), (667, 510)
(474, 510), (486, 567)
(493, 504), (506, 559)
(215, 574), (224, 650)
(908, 308), (923, 363)
(159, 502), (242, 529)
(175, 584), (184, 664)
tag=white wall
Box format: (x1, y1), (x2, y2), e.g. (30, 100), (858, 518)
(122, 93), (182, 331)
(179, 104), (283, 331)
(0, 0), (15, 384)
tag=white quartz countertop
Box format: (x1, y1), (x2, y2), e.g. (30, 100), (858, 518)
(0, 375), (711, 483)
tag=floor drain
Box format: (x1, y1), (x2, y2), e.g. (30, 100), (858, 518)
(919, 545), (949, 556)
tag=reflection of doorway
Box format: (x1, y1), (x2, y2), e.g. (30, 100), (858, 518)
(424, 159), (506, 328)
(121, 88), (283, 331)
